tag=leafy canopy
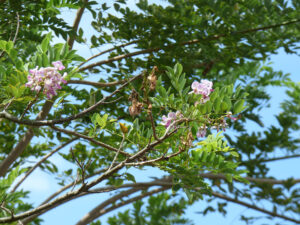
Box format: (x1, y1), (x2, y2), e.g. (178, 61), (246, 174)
(0, 0), (299, 225)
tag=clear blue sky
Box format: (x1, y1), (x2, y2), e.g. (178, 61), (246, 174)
(15, 1), (300, 224)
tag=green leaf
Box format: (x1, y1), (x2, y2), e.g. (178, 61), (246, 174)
(205, 101), (213, 113)
(230, 151), (239, 157)
(209, 87), (219, 102)
(42, 53), (49, 67)
(113, 3), (120, 11)
(124, 173), (136, 183)
(0, 40), (6, 50)
(6, 41), (13, 51)
(174, 63), (183, 77)
(96, 114), (108, 129)
(60, 42), (69, 58)
(214, 98), (221, 113)
(41, 32), (52, 53)
(233, 99), (245, 114)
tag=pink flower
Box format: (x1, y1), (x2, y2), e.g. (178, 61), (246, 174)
(191, 79), (213, 98)
(161, 112), (176, 128)
(52, 61), (65, 70)
(26, 62), (67, 99)
(197, 125), (207, 138)
(161, 111), (183, 128)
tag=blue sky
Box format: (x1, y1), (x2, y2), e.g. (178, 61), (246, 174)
(13, 1), (300, 224)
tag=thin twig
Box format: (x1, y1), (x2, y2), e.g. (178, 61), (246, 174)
(19, 89), (41, 120)
(10, 138), (78, 193)
(67, 79), (126, 88)
(148, 109), (159, 140)
(12, 12), (20, 44)
(67, 0), (88, 49)
(125, 147), (185, 166)
(78, 40), (138, 68)
(50, 125), (131, 157)
(200, 173), (300, 185)
(260, 154), (300, 163)
(108, 133), (126, 171)
(3, 97), (14, 111)
(102, 96), (123, 104)
(211, 191), (300, 224)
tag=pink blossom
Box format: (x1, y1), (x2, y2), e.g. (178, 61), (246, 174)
(52, 61), (65, 70)
(26, 62), (67, 99)
(161, 111), (182, 128)
(197, 125), (207, 138)
(190, 79), (213, 98)
(161, 112), (176, 128)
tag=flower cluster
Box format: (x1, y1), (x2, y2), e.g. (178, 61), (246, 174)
(191, 79), (213, 103)
(161, 78), (238, 139)
(25, 61), (67, 99)
(161, 111), (182, 128)
(161, 79), (215, 138)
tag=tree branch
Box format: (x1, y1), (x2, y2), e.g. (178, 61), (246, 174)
(12, 12), (19, 44)
(0, 73), (143, 127)
(76, 188), (141, 225)
(76, 186), (169, 225)
(0, 100), (53, 177)
(125, 146), (185, 166)
(78, 40), (138, 68)
(211, 191), (300, 224)
(67, 0), (88, 49)
(200, 173), (300, 185)
(14, 167), (300, 225)
(0, 0), (88, 177)
(67, 79), (126, 87)
(50, 126), (131, 157)
(10, 138), (78, 193)
(108, 133), (126, 170)
(79, 47), (160, 72)
(79, 19), (300, 72)
(260, 154), (300, 163)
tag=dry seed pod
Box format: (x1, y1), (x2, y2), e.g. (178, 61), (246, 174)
(129, 99), (143, 117)
(148, 66), (158, 91)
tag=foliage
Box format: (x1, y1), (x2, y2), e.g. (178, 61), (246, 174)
(0, 0), (299, 225)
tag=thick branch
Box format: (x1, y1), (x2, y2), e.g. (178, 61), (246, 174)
(23, 179), (171, 225)
(0, 100), (53, 177)
(76, 188), (141, 225)
(67, 0), (88, 49)
(16, 168), (300, 225)
(76, 186), (169, 225)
